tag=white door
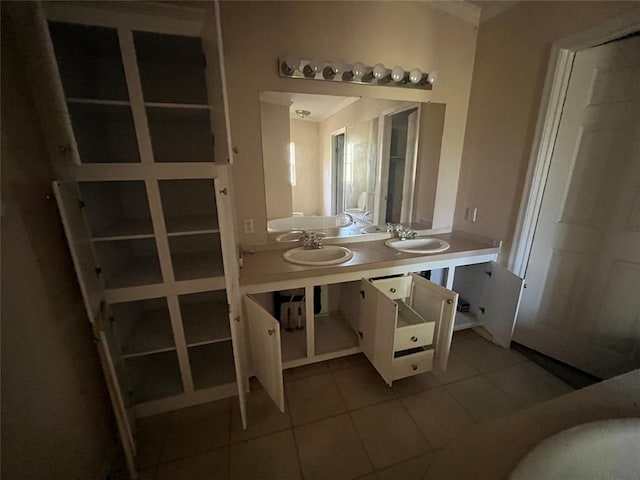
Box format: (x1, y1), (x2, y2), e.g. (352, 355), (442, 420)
(54, 181), (137, 476)
(243, 295), (285, 412)
(479, 263), (524, 349)
(515, 36), (640, 378)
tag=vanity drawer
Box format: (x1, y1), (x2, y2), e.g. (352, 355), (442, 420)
(394, 299), (435, 351)
(392, 349), (434, 381)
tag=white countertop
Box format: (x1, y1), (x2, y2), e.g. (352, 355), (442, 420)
(240, 232), (500, 287)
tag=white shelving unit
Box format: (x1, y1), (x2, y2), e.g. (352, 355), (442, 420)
(27, 3), (240, 477)
(40, 6), (240, 469)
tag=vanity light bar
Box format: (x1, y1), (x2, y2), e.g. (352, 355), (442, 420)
(278, 56), (437, 90)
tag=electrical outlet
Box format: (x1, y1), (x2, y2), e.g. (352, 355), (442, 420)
(243, 218), (255, 234)
(466, 207), (478, 222)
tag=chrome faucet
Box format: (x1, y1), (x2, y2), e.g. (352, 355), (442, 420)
(299, 231), (324, 249)
(387, 223), (417, 240)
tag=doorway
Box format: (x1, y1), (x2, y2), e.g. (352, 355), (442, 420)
(378, 107), (419, 224)
(513, 34), (640, 379)
(331, 130), (346, 215)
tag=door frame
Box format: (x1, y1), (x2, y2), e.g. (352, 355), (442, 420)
(509, 9), (640, 277)
(374, 102), (421, 225)
(330, 127), (347, 215)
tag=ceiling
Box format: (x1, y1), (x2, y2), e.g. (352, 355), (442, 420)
(259, 91), (360, 122)
(466, 0), (519, 23)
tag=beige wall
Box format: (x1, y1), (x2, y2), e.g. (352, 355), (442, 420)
(414, 103), (446, 227)
(220, 1), (478, 244)
(290, 118), (321, 215)
(454, 0), (638, 260)
(260, 101), (293, 220)
(1, 9), (116, 479)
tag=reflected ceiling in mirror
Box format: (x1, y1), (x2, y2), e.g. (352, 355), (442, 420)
(259, 91), (443, 238)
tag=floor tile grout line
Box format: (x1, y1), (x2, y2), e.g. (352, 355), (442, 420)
(285, 386), (306, 480)
(330, 368), (376, 477)
(481, 370), (530, 409)
(374, 451), (436, 476)
(396, 390), (436, 452)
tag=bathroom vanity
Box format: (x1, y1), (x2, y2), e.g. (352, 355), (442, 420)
(238, 232), (524, 415)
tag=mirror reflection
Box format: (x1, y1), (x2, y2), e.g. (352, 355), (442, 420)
(259, 91), (444, 238)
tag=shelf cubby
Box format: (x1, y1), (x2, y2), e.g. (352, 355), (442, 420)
(179, 290), (230, 347)
(111, 297), (174, 357)
(94, 238), (163, 289)
(125, 350), (183, 403)
(158, 179), (219, 235)
(48, 21), (128, 101)
(168, 233), (224, 281)
(67, 103), (140, 164)
(133, 30), (208, 104)
(315, 282), (361, 355)
(79, 181), (153, 240)
(188, 341), (236, 391)
(147, 107), (214, 163)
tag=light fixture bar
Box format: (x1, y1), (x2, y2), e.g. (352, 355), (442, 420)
(278, 57), (436, 90)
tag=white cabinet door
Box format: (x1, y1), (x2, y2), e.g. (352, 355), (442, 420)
(214, 167), (249, 427)
(409, 274), (457, 371)
(359, 279), (399, 384)
(243, 295), (285, 412)
(480, 262), (524, 349)
(54, 181), (137, 475)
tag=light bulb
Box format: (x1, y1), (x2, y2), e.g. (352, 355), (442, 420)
(409, 68), (423, 84)
(322, 65), (336, 79)
(427, 71), (439, 84)
(342, 64), (354, 81)
(285, 55), (300, 72)
(373, 63), (387, 80)
(353, 62), (366, 80)
(331, 62), (344, 74)
(309, 58), (324, 73)
(391, 66), (405, 82)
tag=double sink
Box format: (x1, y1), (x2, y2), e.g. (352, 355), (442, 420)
(282, 234), (450, 266)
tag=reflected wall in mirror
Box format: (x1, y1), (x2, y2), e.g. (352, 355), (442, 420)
(259, 91), (444, 236)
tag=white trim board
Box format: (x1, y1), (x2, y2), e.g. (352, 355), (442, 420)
(509, 8), (640, 277)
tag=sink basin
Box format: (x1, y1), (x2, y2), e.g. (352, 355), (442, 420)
(283, 245), (353, 266)
(361, 225), (388, 234)
(385, 237), (450, 254)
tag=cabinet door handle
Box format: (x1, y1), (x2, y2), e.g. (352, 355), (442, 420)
(447, 299), (453, 305)
(390, 288), (397, 293)
(411, 364), (418, 371)
(267, 328), (275, 336)
(410, 336), (418, 342)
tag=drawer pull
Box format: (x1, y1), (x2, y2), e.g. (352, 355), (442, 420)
(410, 336), (418, 342)
(390, 288), (397, 293)
(267, 328), (275, 336)
(447, 299), (453, 305)
(412, 364), (418, 371)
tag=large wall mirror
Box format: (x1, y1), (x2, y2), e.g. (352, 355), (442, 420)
(259, 91), (445, 238)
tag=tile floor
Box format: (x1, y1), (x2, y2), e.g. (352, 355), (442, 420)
(117, 330), (575, 480)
